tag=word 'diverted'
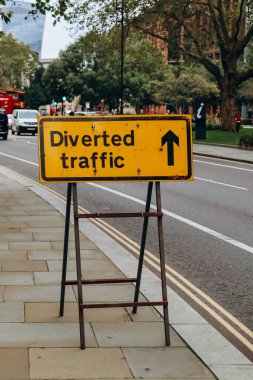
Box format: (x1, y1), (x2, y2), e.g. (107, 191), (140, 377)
(50, 130), (134, 169)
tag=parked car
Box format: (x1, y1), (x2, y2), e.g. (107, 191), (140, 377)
(12, 109), (39, 135)
(0, 108), (8, 140)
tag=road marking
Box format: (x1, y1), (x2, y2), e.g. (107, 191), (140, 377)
(88, 182), (253, 255)
(0, 152), (38, 166)
(195, 176), (248, 190)
(194, 159), (253, 172)
(0, 152), (252, 253)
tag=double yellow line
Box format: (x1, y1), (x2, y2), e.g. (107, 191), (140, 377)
(83, 212), (253, 353)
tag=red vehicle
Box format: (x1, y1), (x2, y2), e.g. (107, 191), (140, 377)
(0, 90), (25, 115)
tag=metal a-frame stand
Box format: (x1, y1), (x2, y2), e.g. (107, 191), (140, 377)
(59, 181), (170, 349)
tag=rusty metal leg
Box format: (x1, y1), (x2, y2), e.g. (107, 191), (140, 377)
(73, 183), (85, 349)
(156, 182), (170, 346)
(60, 183), (72, 316)
(132, 182), (153, 314)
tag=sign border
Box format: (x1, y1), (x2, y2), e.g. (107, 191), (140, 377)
(39, 115), (192, 182)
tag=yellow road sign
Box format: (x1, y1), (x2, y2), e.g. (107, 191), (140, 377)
(38, 115), (193, 183)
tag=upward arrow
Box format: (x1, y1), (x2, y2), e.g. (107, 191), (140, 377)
(161, 130), (179, 166)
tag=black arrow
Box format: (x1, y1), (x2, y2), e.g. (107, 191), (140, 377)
(161, 130), (179, 166)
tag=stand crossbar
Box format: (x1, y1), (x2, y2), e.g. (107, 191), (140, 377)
(81, 301), (168, 309)
(64, 278), (137, 285)
(59, 181), (170, 349)
(75, 212), (163, 218)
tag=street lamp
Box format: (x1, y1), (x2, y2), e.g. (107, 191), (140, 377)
(62, 96), (66, 115)
(116, 0), (124, 115)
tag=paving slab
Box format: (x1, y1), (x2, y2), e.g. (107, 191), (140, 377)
(28, 249), (105, 260)
(169, 291), (209, 325)
(12, 205), (55, 211)
(175, 324), (251, 365)
(122, 347), (215, 379)
(34, 270), (124, 285)
(127, 306), (162, 322)
(0, 272), (34, 285)
(34, 271), (77, 285)
(2, 260), (48, 272)
(72, 284), (145, 302)
(29, 347), (133, 379)
(33, 232), (73, 241)
(92, 322), (185, 347)
(0, 322), (96, 347)
(0, 348), (29, 380)
(209, 364), (253, 380)
(68, 249), (107, 260)
(0, 222), (28, 228)
(9, 196), (45, 205)
(7, 215), (66, 227)
(0, 241), (8, 250)
(0, 210), (27, 216)
(9, 241), (52, 251)
(0, 232), (33, 241)
(0, 303), (24, 322)
(28, 250), (67, 260)
(0, 250), (27, 261)
(0, 285), (4, 301)
(47, 259), (118, 272)
(25, 302), (131, 323)
(4, 285), (76, 302)
(24, 227), (66, 233)
(28, 210), (61, 216)
(0, 227), (21, 233)
(52, 240), (98, 250)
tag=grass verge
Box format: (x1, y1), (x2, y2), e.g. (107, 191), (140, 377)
(193, 128), (253, 145)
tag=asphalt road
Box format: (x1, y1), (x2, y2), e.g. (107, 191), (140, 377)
(0, 133), (253, 350)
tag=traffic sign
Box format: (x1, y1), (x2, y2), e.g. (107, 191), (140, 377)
(38, 115), (193, 183)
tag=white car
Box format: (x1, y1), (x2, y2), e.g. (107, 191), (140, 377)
(75, 111), (97, 116)
(12, 109), (39, 135)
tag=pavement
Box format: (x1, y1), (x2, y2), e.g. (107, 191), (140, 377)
(0, 144), (252, 380)
(193, 142), (253, 164)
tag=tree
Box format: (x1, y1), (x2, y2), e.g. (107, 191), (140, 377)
(42, 30), (166, 110)
(0, 33), (39, 90)
(238, 78), (253, 106)
(29, 0), (253, 130)
(25, 66), (52, 109)
(139, 0), (253, 131)
(152, 65), (220, 113)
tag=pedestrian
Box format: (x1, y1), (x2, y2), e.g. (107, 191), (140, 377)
(235, 111), (242, 132)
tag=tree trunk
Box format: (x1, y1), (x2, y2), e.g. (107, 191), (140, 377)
(220, 76), (238, 131)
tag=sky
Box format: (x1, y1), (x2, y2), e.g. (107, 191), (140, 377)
(41, 13), (80, 59)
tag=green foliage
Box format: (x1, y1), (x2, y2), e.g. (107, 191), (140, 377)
(206, 123), (221, 131)
(152, 64), (219, 112)
(239, 134), (253, 147)
(242, 118), (252, 125)
(48, 0), (253, 131)
(193, 129), (253, 145)
(0, 33), (39, 89)
(238, 78), (253, 104)
(42, 30), (166, 109)
(25, 67), (51, 108)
